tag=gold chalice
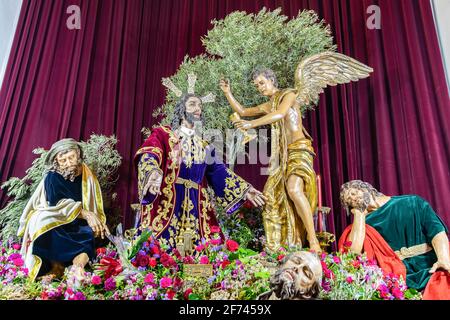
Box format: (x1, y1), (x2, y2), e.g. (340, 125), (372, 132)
(230, 112), (257, 145)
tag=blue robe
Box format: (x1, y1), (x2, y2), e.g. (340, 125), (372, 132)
(32, 171), (94, 274)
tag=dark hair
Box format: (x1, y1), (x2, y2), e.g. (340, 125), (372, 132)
(170, 94), (201, 130)
(251, 67), (279, 88)
(340, 180), (384, 211)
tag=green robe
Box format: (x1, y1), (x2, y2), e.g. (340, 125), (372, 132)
(366, 195), (448, 290)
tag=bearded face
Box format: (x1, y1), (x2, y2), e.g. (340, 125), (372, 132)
(53, 148), (82, 181)
(183, 96), (202, 126)
(270, 251), (322, 300)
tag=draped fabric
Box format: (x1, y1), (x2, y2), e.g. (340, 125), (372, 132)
(1, 0), (449, 237)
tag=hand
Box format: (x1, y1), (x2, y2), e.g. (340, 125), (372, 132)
(219, 78), (231, 94)
(233, 119), (252, 130)
(245, 187), (267, 207)
(143, 170), (163, 196)
(81, 209), (110, 239)
(429, 260), (450, 273)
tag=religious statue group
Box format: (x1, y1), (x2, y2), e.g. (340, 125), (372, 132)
(16, 51), (450, 299)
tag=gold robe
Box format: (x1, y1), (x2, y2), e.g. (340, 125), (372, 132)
(262, 89), (318, 252)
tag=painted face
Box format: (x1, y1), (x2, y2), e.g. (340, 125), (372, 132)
(279, 251), (322, 294)
(56, 149), (80, 171)
(342, 188), (366, 209)
(253, 75), (276, 96)
(185, 96), (202, 119)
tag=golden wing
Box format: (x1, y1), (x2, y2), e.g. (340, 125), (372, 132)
(295, 51), (373, 106)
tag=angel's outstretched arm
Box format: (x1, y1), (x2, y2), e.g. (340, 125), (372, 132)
(220, 79), (269, 117)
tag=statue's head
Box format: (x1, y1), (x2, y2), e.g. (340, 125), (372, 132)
(251, 67), (279, 96)
(270, 251), (322, 300)
(45, 138), (83, 181)
(340, 180), (384, 213)
(171, 94), (204, 130)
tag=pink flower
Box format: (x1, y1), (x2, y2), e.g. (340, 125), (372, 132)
(210, 238), (222, 246)
(225, 240), (239, 252)
(195, 244), (205, 252)
(160, 277), (172, 289)
(12, 258), (24, 267)
(332, 256), (341, 264)
(392, 287), (405, 300)
(104, 277), (116, 291)
(346, 276), (353, 284)
(12, 243), (21, 250)
(91, 275), (102, 285)
(210, 226), (221, 234)
(182, 256), (194, 264)
(144, 273), (155, 284)
(200, 256), (209, 264)
(74, 292), (86, 300)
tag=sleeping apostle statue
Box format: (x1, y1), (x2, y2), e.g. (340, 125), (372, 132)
(17, 138), (109, 282)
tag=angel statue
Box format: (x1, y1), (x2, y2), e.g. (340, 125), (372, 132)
(220, 52), (373, 253)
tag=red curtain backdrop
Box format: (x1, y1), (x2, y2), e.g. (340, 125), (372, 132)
(1, 0), (449, 237)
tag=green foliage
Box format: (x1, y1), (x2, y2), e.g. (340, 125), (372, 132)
(0, 134), (122, 242)
(153, 8), (335, 132)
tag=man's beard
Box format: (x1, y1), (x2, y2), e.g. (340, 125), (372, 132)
(57, 165), (80, 182)
(184, 111), (203, 126)
(270, 269), (297, 300)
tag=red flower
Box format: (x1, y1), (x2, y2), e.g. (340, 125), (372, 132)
(184, 288), (193, 300)
(210, 226), (221, 234)
(173, 277), (183, 290)
(346, 276), (353, 284)
(320, 261), (328, 270)
(221, 260), (231, 269)
(226, 239), (239, 252)
(151, 246), (160, 255)
(41, 291), (49, 300)
(96, 247), (106, 256)
(136, 254), (150, 267)
(148, 257), (157, 268)
(167, 289), (176, 300)
(160, 253), (176, 268)
(172, 248), (182, 260)
(277, 254), (285, 262)
(352, 260), (361, 269)
(343, 241), (352, 248)
(99, 257), (123, 279)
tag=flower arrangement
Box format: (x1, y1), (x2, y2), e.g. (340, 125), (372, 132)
(319, 242), (421, 300)
(0, 236), (423, 300)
